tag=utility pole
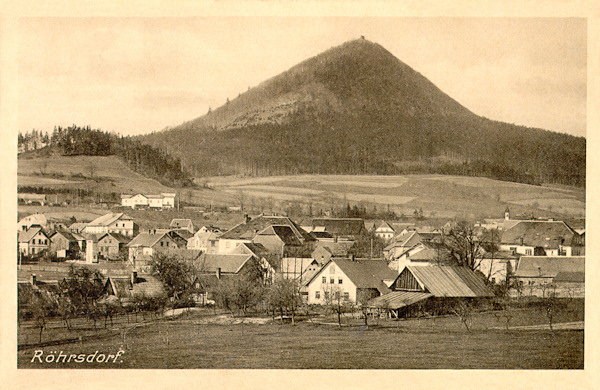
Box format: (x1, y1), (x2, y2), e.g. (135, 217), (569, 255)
(370, 238), (373, 260)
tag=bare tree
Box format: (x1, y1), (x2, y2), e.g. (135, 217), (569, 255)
(445, 221), (484, 270)
(452, 299), (474, 332)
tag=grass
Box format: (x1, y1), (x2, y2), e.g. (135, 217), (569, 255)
(18, 307), (584, 369)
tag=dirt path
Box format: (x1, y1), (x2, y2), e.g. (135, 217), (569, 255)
(495, 321), (584, 331)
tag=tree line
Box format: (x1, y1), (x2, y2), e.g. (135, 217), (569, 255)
(19, 125), (195, 188)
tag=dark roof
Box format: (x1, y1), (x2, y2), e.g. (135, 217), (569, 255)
(368, 290), (433, 309)
(219, 214), (315, 242)
(311, 218), (365, 237)
(236, 242), (272, 258)
(257, 225), (303, 246)
(553, 271), (585, 283)
(51, 229), (78, 243)
(514, 256), (584, 278)
(501, 221), (577, 249)
(98, 232), (131, 244)
(403, 265), (494, 297)
(311, 231), (334, 239)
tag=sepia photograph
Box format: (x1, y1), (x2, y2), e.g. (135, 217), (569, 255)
(1, 4), (597, 388)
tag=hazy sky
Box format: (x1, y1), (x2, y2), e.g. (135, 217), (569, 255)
(17, 17), (586, 137)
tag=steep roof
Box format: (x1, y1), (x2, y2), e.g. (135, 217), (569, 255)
(88, 213), (133, 226)
(219, 214), (314, 242)
(314, 241), (354, 257)
(501, 221), (577, 249)
(311, 218), (365, 237)
(514, 256), (584, 278)
(257, 225), (303, 246)
(376, 221), (395, 232)
(18, 227), (49, 243)
(196, 253), (253, 274)
(402, 265), (494, 297)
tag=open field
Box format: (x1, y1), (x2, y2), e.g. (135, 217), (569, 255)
(208, 174), (585, 220)
(18, 302), (584, 369)
(18, 313), (583, 369)
(18, 153), (585, 220)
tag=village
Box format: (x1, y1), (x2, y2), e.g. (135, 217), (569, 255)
(17, 188), (585, 366)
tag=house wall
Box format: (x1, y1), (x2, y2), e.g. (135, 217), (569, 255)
(20, 232), (50, 255)
(108, 220), (137, 237)
(475, 259), (518, 284)
(306, 262), (357, 304)
(312, 247), (332, 264)
(218, 238), (250, 254)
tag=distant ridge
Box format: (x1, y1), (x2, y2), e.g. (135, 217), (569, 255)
(139, 38), (585, 187)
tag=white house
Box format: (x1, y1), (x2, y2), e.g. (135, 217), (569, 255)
(187, 226), (221, 252)
(18, 226), (51, 255)
(121, 193), (176, 210)
(374, 221), (395, 241)
(82, 213), (138, 237)
(305, 258), (396, 305)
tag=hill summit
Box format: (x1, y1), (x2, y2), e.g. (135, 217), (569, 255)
(140, 38), (585, 187)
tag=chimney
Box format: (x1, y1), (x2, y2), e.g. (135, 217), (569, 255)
(216, 267), (221, 280)
(131, 271), (137, 285)
(519, 237), (524, 246)
(30, 274), (37, 286)
(350, 254), (355, 262)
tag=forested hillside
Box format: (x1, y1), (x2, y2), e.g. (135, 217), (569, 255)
(140, 39), (585, 187)
(19, 125), (194, 187)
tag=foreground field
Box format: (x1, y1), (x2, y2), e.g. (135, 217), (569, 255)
(18, 307), (584, 369)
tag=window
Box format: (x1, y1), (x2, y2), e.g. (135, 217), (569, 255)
(315, 291), (320, 299)
(338, 278), (343, 284)
(335, 291), (340, 300)
(343, 292), (349, 300)
(322, 276), (327, 284)
(330, 278), (334, 284)
(525, 249), (532, 255)
(160, 241), (164, 247)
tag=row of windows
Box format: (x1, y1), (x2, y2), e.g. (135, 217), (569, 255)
(322, 276), (343, 284)
(35, 239), (48, 245)
(315, 291), (350, 300)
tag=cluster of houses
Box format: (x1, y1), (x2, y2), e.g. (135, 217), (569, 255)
(17, 207), (585, 317)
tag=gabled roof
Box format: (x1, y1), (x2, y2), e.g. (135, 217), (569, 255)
(104, 274), (166, 300)
(313, 241), (354, 257)
(235, 242), (271, 258)
(514, 256), (584, 278)
(311, 218), (365, 237)
(385, 231), (420, 251)
(18, 227), (49, 243)
(257, 225), (303, 246)
(18, 213), (48, 227)
(170, 219), (193, 229)
(397, 241), (449, 262)
(501, 220), (577, 249)
(402, 265), (494, 297)
(196, 253), (253, 274)
(127, 232), (170, 248)
(88, 213), (133, 226)
(69, 222), (88, 232)
(51, 229), (78, 243)
(311, 231), (334, 239)
(219, 214), (314, 242)
(98, 232), (131, 244)
(375, 221), (395, 232)
(308, 258), (396, 294)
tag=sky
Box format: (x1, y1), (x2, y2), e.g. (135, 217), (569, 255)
(17, 17), (587, 137)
